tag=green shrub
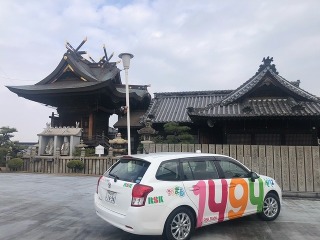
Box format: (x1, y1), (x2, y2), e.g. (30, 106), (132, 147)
(73, 148), (96, 156)
(7, 158), (23, 171)
(67, 160), (84, 172)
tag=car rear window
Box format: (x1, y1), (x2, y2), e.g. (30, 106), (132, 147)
(105, 157), (150, 183)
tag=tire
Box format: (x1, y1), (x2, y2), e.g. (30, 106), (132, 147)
(258, 192), (281, 221)
(163, 207), (195, 240)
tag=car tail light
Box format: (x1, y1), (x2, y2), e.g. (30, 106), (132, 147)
(96, 176), (103, 194)
(131, 184), (153, 207)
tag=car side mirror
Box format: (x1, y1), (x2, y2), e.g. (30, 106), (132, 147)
(250, 171), (259, 182)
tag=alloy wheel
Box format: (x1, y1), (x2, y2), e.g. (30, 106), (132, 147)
(263, 196), (279, 218)
(170, 212), (192, 240)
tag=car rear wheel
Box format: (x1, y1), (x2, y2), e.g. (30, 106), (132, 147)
(163, 207), (195, 240)
(258, 192), (280, 221)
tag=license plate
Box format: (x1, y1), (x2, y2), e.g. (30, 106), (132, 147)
(105, 191), (117, 204)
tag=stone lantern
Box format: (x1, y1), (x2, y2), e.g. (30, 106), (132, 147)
(76, 139), (88, 158)
(137, 117), (158, 150)
(109, 133), (128, 156)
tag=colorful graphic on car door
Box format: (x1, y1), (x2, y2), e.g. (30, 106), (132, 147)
(185, 177), (265, 227)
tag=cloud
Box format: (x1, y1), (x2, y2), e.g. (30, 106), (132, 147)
(1, 0), (320, 141)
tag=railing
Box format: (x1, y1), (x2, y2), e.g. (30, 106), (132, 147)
(142, 143), (320, 193)
(21, 156), (119, 176)
(17, 144), (320, 195)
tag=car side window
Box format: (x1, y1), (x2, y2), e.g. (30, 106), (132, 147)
(182, 161), (194, 180)
(218, 159), (249, 178)
(182, 159), (219, 180)
(156, 161), (180, 181)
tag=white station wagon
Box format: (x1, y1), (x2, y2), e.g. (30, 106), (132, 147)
(94, 152), (281, 240)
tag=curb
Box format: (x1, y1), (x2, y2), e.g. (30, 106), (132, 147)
(283, 191), (320, 199)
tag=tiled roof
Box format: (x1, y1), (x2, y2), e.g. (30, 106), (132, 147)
(188, 98), (320, 118)
(145, 91), (231, 123)
(220, 65), (319, 106)
(145, 57), (320, 122)
(38, 126), (82, 136)
(7, 40), (151, 108)
(35, 49), (121, 85)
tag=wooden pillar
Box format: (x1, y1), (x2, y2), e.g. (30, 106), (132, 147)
(89, 112), (94, 140)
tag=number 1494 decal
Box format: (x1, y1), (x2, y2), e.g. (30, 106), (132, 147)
(193, 178), (264, 227)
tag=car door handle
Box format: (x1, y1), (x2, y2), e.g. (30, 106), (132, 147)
(189, 185), (200, 191)
(230, 184), (236, 188)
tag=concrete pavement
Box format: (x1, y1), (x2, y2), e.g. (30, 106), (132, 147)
(0, 173), (319, 240)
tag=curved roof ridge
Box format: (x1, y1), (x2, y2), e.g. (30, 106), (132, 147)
(35, 57), (67, 85)
(270, 71), (319, 102)
(66, 55), (98, 82)
(220, 57), (320, 105)
(154, 90), (232, 98)
(220, 67), (269, 105)
(34, 39), (121, 85)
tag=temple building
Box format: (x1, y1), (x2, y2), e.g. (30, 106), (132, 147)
(7, 44), (320, 150)
(142, 57), (320, 146)
(7, 39), (151, 147)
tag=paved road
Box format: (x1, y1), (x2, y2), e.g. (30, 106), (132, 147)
(0, 173), (319, 240)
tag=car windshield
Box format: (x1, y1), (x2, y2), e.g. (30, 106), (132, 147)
(105, 157), (150, 183)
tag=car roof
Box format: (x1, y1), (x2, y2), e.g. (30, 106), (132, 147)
(124, 152), (230, 163)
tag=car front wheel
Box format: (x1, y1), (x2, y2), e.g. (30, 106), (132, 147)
(258, 192), (280, 221)
(163, 207), (195, 240)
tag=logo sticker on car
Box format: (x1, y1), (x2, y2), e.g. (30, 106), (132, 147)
(106, 179), (111, 188)
(148, 196), (164, 204)
(123, 183), (133, 188)
(265, 178), (274, 187)
(166, 186), (185, 197)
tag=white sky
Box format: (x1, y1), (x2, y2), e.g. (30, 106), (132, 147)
(0, 0), (320, 142)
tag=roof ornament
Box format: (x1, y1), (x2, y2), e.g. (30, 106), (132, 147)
(102, 44), (114, 68)
(242, 105), (253, 114)
(65, 37), (88, 61)
(288, 97), (305, 112)
(256, 56), (279, 75)
(75, 36), (87, 51)
(87, 55), (96, 63)
(64, 38), (116, 68)
(263, 56), (273, 65)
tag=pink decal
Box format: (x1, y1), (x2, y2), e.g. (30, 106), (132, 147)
(166, 188), (174, 196)
(208, 179), (228, 222)
(192, 180), (206, 227)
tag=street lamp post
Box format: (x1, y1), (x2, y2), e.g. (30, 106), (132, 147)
(118, 53), (134, 155)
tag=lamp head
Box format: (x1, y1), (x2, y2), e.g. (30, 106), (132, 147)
(118, 53), (134, 69)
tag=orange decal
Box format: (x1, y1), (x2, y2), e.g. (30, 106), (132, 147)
(228, 178), (248, 219)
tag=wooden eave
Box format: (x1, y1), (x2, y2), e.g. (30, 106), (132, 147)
(7, 80), (150, 109)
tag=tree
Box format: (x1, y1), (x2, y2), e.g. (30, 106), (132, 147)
(162, 122), (194, 144)
(0, 126), (17, 146)
(0, 126), (18, 167)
